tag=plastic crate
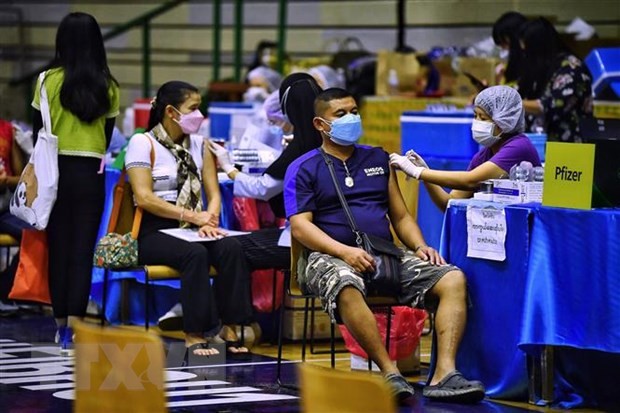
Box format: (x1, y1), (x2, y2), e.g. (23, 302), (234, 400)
(400, 110), (477, 159)
(585, 48), (620, 99)
(208, 102), (256, 142)
(525, 133), (547, 162)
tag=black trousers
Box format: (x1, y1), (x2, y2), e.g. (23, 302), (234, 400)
(47, 156), (104, 319)
(235, 227), (291, 271)
(139, 212), (254, 333)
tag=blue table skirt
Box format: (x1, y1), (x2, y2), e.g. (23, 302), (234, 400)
(519, 205), (620, 409)
(521, 206), (620, 352)
(440, 199), (532, 399)
(89, 167), (236, 325)
(440, 200), (620, 408)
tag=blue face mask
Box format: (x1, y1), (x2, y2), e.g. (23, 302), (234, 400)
(321, 113), (363, 146)
(268, 124), (283, 139)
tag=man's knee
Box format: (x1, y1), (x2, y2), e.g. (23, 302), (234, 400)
(433, 269), (467, 298)
(336, 285), (365, 308)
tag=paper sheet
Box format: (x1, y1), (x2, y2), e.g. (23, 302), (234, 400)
(159, 228), (249, 242)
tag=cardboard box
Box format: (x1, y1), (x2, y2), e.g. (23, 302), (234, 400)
(282, 308), (342, 341)
(434, 57), (500, 97)
(284, 293), (322, 309)
(491, 180), (543, 204)
(350, 345), (421, 374)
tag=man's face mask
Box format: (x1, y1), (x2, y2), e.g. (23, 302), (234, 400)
(471, 119), (501, 147)
(321, 113), (363, 146)
(173, 107), (204, 135)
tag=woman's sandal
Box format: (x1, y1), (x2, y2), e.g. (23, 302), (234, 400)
(183, 342), (219, 366)
(422, 370), (486, 403)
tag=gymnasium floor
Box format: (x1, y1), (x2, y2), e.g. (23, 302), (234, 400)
(0, 312), (603, 413)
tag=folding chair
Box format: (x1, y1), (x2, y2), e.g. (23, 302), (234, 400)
(0, 233), (19, 271)
(275, 236), (398, 387)
(73, 321), (166, 413)
(299, 363), (396, 413)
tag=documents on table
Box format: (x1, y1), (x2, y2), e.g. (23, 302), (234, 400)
(466, 204), (507, 261)
(159, 228), (249, 242)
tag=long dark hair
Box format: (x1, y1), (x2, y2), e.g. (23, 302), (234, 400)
(148, 81), (199, 130)
(265, 73), (323, 180)
(492, 11), (528, 84)
(264, 72), (323, 217)
(53, 12), (117, 123)
(517, 17), (570, 99)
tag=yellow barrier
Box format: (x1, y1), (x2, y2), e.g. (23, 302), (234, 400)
(360, 96), (469, 154)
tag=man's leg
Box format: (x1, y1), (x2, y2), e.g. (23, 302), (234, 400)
(303, 253), (413, 400)
(337, 286), (398, 375)
(426, 269), (467, 385)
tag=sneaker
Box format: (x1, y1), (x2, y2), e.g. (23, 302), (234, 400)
(54, 326), (66, 345)
(60, 327), (75, 357)
(385, 373), (415, 401)
(0, 300), (19, 316)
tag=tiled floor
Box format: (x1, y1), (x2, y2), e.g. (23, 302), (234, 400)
(0, 312), (604, 413)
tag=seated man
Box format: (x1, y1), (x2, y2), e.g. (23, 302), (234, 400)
(283, 88), (485, 403)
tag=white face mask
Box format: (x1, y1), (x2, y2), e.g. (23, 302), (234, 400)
(471, 119), (501, 147)
(499, 49), (509, 60)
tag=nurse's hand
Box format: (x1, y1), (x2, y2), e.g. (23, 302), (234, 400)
(405, 149), (429, 168)
(208, 140), (235, 174)
(389, 153), (425, 179)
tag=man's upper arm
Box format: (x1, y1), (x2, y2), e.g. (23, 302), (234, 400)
(283, 159), (316, 219)
(387, 165), (411, 224)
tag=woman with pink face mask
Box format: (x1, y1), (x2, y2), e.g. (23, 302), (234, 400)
(390, 85), (541, 211)
(125, 81), (254, 358)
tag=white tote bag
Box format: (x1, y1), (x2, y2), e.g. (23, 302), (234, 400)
(10, 71), (59, 230)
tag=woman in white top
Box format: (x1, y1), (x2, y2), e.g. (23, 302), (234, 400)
(125, 81), (253, 357)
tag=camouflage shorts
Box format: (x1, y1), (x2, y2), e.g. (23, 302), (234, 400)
(299, 248), (460, 323)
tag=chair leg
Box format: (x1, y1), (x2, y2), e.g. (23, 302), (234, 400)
(330, 322), (336, 369)
(276, 287), (286, 384)
(271, 270), (279, 345)
(301, 298), (310, 362)
(144, 269), (149, 331)
(385, 305), (393, 364)
(422, 310), (434, 336)
(276, 269), (298, 389)
(100, 269), (108, 327)
(309, 299), (317, 353)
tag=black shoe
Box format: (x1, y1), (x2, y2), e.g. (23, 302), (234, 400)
(385, 373), (415, 401)
(422, 370), (485, 403)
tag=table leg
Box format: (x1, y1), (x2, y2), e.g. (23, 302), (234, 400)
(527, 345), (555, 405)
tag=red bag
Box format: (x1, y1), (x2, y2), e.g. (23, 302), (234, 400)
(8, 229), (51, 304)
(339, 306), (426, 360)
(233, 196), (285, 312)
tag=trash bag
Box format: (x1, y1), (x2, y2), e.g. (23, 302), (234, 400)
(339, 306), (426, 360)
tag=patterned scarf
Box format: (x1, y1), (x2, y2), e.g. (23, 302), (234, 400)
(150, 123), (202, 227)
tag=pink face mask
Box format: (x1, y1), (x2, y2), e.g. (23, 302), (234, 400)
(173, 108), (204, 135)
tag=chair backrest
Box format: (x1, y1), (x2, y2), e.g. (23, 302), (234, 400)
(298, 363), (396, 413)
(73, 321), (167, 413)
(289, 235), (305, 297)
(109, 177), (137, 235)
(108, 138), (154, 237)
